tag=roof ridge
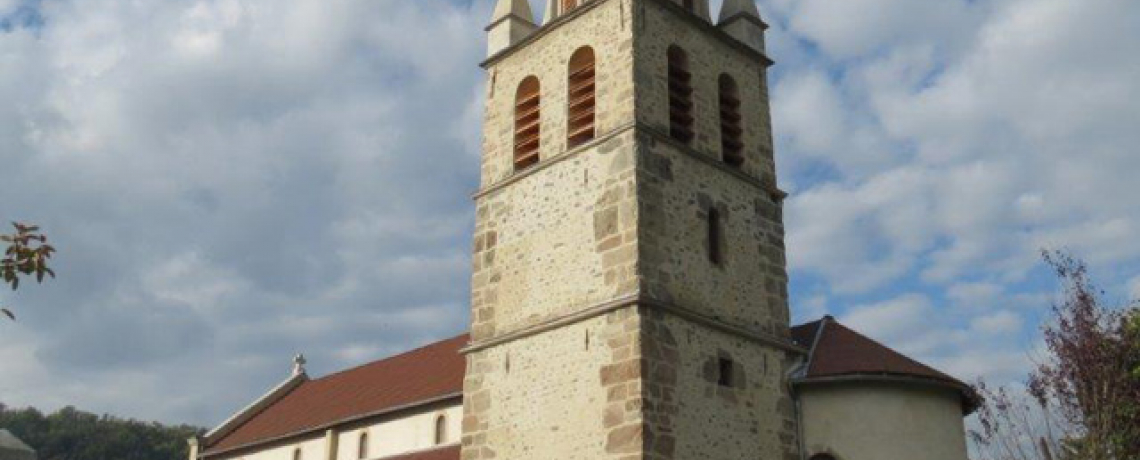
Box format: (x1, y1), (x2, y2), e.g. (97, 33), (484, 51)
(803, 316), (829, 376)
(311, 333), (468, 383)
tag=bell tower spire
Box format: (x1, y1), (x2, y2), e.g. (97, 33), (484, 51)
(718, 0), (768, 52)
(487, 0), (537, 57)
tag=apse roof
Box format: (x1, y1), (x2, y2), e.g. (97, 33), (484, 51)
(791, 316), (979, 413)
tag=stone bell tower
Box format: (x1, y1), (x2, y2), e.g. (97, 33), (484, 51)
(462, 0), (801, 457)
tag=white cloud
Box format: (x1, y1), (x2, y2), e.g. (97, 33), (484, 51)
(774, 0), (982, 60)
(0, 0), (487, 425)
(971, 310), (1023, 336)
(947, 282), (1003, 310)
(1128, 276), (1140, 300)
(841, 293), (934, 344)
(782, 0), (1140, 291)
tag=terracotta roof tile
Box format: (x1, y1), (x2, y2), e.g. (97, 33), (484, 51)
(793, 318), (960, 384)
(204, 334), (468, 454)
(792, 317), (977, 413)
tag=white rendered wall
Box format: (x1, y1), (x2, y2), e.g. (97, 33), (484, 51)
(799, 381), (968, 460)
(336, 404), (462, 460)
(210, 403), (462, 460)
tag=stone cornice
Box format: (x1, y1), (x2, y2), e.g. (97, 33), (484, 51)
(638, 125), (788, 201)
(472, 121), (637, 200)
(485, 13), (537, 32)
(461, 292), (806, 355)
(718, 11), (769, 30)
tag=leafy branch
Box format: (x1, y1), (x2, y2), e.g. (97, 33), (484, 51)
(1, 222), (56, 320)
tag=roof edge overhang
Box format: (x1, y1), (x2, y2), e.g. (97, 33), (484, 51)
(201, 372), (309, 448)
(200, 391), (464, 458)
(792, 373), (980, 416)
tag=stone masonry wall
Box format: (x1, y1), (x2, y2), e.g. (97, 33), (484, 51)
(641, 309), (800, 460)
(465, 2), (647, 459)
(632, 1), (799, 459)
(633, 0), (788, 335)
(480, 0), (636, 186)
(470, 131), (640, 340)
(462, 307), (646, 460)
(470, 0), (640, 342)
(637, 132), (789, 335)
(632, 0), (777, 188)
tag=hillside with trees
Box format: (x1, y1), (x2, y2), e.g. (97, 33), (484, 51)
(0, 404), (204, 460)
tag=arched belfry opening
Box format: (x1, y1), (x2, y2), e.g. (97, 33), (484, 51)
(667, 46), (694, 144)
(567, 46), (597, 148)
(718, 74), (743, 167)
(514, 76), (542, 171)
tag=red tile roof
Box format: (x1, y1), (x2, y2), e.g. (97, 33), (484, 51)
(378, 445), (460, 460)
(791, 316), (977, 412)
(204, 317), (977, 455)
(203, 334), (468, 455)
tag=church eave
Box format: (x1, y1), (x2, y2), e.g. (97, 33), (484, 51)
(791, 373), (980, 416)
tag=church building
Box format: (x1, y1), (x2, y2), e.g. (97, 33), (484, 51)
(187, 0), (979, 459)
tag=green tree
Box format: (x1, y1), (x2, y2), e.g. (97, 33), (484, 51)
(1, 222), (56, 321)
(0, 403), (204, 460)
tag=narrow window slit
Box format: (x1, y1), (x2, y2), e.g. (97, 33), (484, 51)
(708, 208), (723, 265)
(717, 357), (734, 387)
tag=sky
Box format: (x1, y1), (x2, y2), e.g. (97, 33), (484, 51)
(0, 0), (1137, 428)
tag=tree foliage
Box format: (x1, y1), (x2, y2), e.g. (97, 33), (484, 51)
(0, 403), (204, 460)
(970, 251), (1140, 460)
(1, 222), (56, 320)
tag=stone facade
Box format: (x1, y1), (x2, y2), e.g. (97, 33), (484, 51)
(463, 0), (800, 459)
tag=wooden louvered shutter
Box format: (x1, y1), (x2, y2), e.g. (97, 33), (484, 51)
(514, 76), (541, 170)
(567, 47), (596, 148)
(667, 47), (694, 144)
(719, 75), (743, 167)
